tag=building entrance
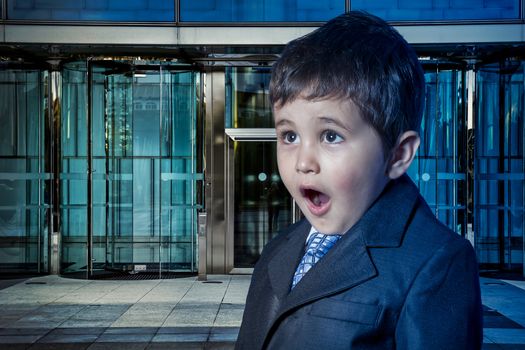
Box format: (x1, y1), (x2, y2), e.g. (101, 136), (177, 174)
(225, 129), (294, 271)
(60, 61), (202, 278)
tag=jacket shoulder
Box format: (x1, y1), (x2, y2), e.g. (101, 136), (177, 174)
(403, 195), (476, 261)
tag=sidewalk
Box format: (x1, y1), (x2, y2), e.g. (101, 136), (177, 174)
(0, 274), (523, 349)
(0, 274), (248, 349)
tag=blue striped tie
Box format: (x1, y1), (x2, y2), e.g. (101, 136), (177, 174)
(291, 233), (342, 289)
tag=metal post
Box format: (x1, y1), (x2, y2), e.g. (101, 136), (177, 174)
(198, 211), (207, 281)
(87, 59), (93, 279)
(466, 68), (476, 248)
(48, 66), (62, 275)
(1, 0), (7, 20)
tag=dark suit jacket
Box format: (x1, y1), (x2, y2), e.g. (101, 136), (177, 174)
(236, 175), (483, 350)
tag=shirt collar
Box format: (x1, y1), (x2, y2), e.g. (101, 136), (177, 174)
(305, 226), (318, 244)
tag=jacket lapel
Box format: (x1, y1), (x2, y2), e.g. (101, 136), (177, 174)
(285, 227), (376, 310)
(266, 220), (311, 300)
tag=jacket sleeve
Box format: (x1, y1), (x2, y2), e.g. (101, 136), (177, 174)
(395, 238), (483, 350)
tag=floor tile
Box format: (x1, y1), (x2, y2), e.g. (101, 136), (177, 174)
(151, 333), (208, 342)
(38, 334), (98, 344)
(156, 327), (211, 334)
(88, 343), (148, 350)
(0, 335), (43, 344)
(103, 327), (158, 335)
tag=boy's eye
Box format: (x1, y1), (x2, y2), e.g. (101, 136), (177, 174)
(282, 131), (299, 144)
(322, 130), (344, 144)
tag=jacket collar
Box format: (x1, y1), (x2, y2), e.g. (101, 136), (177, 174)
(356, 174), (420, 248)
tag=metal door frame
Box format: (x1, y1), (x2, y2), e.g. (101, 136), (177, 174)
(225, 128), (299, 274)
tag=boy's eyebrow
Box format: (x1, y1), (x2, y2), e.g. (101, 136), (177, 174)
(318, 116), (351, 131)
(274, 119), (294, 128)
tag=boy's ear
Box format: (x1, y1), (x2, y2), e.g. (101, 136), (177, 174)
(387, 131), (420, 179)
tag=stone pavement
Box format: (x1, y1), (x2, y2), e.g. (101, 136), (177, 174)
(0, 274), (523, 349)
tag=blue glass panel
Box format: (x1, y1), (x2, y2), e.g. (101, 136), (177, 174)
(61, 63), (88, 276)
(181, 0), (344, 22)
(0, 69), (49, 274)
(8, 0), (175, 21)
(409, 67), (466, 235)
(352, 0), (520, 21)
(475, 61), (525, 270)
(62, 64), (87, 157)
(226, 67), (273, 128)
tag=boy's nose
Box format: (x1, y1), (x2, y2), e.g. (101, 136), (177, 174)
(296, 147), (320, 174)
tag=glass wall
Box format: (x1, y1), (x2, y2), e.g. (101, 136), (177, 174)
(5, 0), (522, 22)
(408, 65), (468, 236)
(7, 0), (175, 21)
(0, 67), (49, 274)
(475, 60), (524, 271)
(61, 61), (201, 277)
(352, 0), (520, 21)
(181, 0), (344, 22)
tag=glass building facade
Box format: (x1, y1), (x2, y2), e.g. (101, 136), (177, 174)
(4, 0), (522, 22)
(0, 0), (523, 277)
(8, 0), (176, 21)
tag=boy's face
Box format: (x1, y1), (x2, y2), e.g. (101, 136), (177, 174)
(274, 98), (390, 235)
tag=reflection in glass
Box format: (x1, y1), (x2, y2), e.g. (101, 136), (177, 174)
(181, 0), (344, 22)
(226, 67), (274, 128)
(234, 142), (292, 268)
(351, 0), (519, 21)
(0, 68), (49, 273)
(8, 0), (175, 21)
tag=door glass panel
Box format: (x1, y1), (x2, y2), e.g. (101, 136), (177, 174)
(476, 61), (525, 271)
(234, 141), (292, 268)
(408, 66), (467, 236)
(61, 62), (88, 275)
(0, 68), (49, 274)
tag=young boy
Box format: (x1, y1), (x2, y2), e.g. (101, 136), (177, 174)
(236, 11), (483, 350)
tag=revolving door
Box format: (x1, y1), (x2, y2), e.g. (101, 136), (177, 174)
(60, 61), (203, 278)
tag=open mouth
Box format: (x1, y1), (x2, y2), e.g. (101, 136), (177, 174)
(301, 187), (331, 215)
